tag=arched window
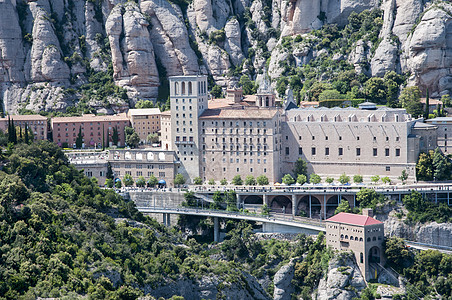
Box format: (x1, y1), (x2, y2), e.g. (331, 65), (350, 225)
(341, 234), (344, 239)
(147, 152), (154, 161)
(345, 235), (348, 239)
(359, 237), (363, 242)
(355, 237), (359, 241)
(350, 236), (354, 240)
(373, 237), (376, 241)
(188, 82), (192, 95)
(182, 82), (186, 95)
(367, 237), (371, 242)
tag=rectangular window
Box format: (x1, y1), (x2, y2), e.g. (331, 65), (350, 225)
(356, 148), (361, 156)
(373, 148), (378, 156)
(325, 147), (329, 156)
(386, 166), (390, 172)
(311, 147), (316, 155)
(312, 136), (315, 140)
(385, 148), (390, 156)
(285, 147), (289, 155)
(299, 147), (303, 155)
(338, 148), (343, 156)
(395, 148), (400, 156)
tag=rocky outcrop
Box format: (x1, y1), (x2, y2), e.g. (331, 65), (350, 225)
(224, 18), (244, 67)
(273, 259), (296, 300)
(315, 252), (366, 300)
(141, 0), (199, 77)
(145, 272), (271, 300)
(106, 3), (159, 100)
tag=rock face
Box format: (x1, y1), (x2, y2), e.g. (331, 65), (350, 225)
(315, 252), (366, 300)
(106, 3), (159, 100)
(273, 259), (296, 300)
(145, 272), (271, 300)
(1, 0), (452, 112)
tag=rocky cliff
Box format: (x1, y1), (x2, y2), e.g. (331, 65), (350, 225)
(1, 0), (451, 112)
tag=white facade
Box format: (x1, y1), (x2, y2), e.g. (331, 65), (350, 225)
(169, 75), (209, 183)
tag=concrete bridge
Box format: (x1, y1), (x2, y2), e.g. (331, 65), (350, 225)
(136, 206), (326, 242)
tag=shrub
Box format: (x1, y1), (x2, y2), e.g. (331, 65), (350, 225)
(309, 174), (321, 184)
(353, 174), (363, 183)
(256, 175), (269, 185)
(232, 175), (242, 185)
(297, 174), (307, 185)
(282, 174), (295, 185)
(325, 177), (334, 184)
(339, 173), (350, 184)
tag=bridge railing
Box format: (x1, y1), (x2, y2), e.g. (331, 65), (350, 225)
(136, 206), (326, 228)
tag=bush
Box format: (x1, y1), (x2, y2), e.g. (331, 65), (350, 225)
(282, 174), (295, 185)
(193, 177), (203, 185)
(244, 175), (256, 185)
(256, 175), (269, 185)
(220, 178), (228, 185)
(232, 175), (242, 185)
(371, 175), (380, 184)
(309, 174), (321, 184)
(353, 174), (363, 183)
(208, 179), (215, 185)
(339, 173), (350, 184)
(297, 174), (307, 185)
(325, 177), (334, 184)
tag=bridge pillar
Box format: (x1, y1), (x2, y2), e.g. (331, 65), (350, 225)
(291, 194), (296, 217)
(263, 194), (269, 207)
(162, 213), (167, 226)
(214, 217), (219, 242)
(163, 213), (171, 226)
(236, 194), (241, 209)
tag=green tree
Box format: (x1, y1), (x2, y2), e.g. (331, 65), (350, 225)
(282, 174), (295, 185)
(174, 174), (186, 187)
(106, 162), (114, 179)
(402, 191), (425, 213)
(225, 190), (237, 211)
(261, 204), (271, 215)
(239, 75), (258, 95)
(24, 123), (29, 144)
(208, 178), (216, 185)
(146, 133), (159, 144)
(115, 179), (122, 188)
(193, 177), (203, 185)
(232, 175), (242, 185)
(424, 88), (430, 119)
(220, 178), (228, 185)
(126, 132), (140, 149)
(399, 86), (423, 118)
(399, 169), (408, 184)
(256, 175), (269, 185)
(75, 127), (83, 148)
(112, 126), (119, 146)
(432, 148), (450, 181)
(309, 173), (321, 184)
(384, 237), (414, 272)
(135, 99), (155, 108)
(136, 176), (146, 187)
(105, 178), (114, 188)
(363, 77), (386, 103)
(183, 191), (197, 207)
(353, 174), (363, 183)
(381, 176), (391, 184)
(338, 173), (350, 185)
(297, 174), (307, 185)
(356, 188), (384, 209)
(123, 174), (134, 186)
(416, 152), (433, 181)
(441, 94), (451, 107)
(211, 191), (223, 209)
(318, 89), (344, 101)
(371, 175), (380, 184)
(147, 174), (158, 187)
(335, 199), (351, 214)
(293, 158), (308, 177)
(244, 175), (256, 185)
(325, 177), (334, 184)
(210, 85), (223, 98)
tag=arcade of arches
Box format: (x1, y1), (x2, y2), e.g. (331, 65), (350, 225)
(241, 193), (355, 219)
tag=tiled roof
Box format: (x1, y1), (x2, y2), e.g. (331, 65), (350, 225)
(326, 212), (382, 226)
(51, 113), (129, 123)
(199, 107), (279, 119)
(127, 108), (161, 116)
(6, 115), (47, 121)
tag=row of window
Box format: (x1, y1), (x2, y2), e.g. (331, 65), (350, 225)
(204, 167), (267, 173)
(340, 235), (382, 242)
(288, 147), (401, 157)
(203, 151), (268, 157)
(56, 122), (128, 126)
(203, 121), (270, 127)
(291, 135), (400, 142)
(118, 171), (166, 177)
(123, 164), (166, 170)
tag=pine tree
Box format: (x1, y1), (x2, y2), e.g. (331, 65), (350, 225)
(7, 116), (12, 143)
(11, 118), (17, 144)
(424, 88), (429, 119)
(24, 123), (29, 144)
(76, 127), (83, 148)
(19, 126), (22, 141)
(102, 124), (105, 150)
(112, 126), (119, 146)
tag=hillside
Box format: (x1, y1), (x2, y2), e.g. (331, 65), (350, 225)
(1, 0), (452, 113)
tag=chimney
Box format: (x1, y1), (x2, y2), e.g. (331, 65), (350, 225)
(362, 208), (373, 217)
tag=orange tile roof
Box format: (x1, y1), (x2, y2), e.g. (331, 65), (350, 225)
(326, 212), (382, 226)
(199, 107), (279, 119)
(6, 115), (47, 121)
(51, 113), (129, 123)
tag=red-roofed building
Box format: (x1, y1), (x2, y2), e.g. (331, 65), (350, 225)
(325, 209), (385, 280)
